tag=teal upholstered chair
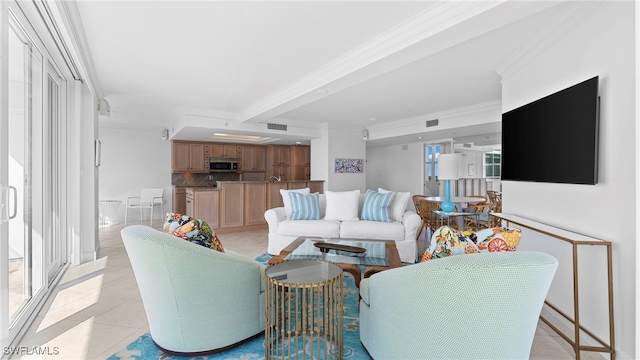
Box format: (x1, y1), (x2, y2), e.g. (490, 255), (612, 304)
(121, 225), (266, 355)
(359, 251), (558, 360)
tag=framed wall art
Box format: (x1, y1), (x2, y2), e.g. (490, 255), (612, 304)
(334, 158), (364, 173)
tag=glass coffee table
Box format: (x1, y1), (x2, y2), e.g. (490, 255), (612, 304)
(269, 236), (402, 288)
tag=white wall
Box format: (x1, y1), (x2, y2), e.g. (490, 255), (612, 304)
(366, 142), (424, 196)
(98, 127), (172, 224)
(323, 127), (367, 192)
(457, 151), (482, 179)
(311, 130), (329, 192)
(500, 2), (635, 358)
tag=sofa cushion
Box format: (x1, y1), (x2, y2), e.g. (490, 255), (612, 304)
(278, 219), (341, 238)
(324, 190), (360, 221)
(280, 187), (310, 219)
(289, 192), (321, 220)
(340, 220), (405, 241)
(378, 188), (411, 222)
(360, 189), (395, 222)
(163, 212), (224, 252)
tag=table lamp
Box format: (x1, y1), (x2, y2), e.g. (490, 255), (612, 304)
(438, 153), (459, 212)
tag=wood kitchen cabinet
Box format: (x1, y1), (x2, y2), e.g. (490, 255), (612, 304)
(172, 142), (207, 173)
(210, 144), (240, 158)
(210, 180), (324, 233)
(173, 187), (187, 214)
(244, 183), (267, 225)
(241, 146), (266, 172)
(291, 145), (310, 166)
(268, 145), (291, 166)
(185, 189), (219, 229)
(307, 181), (324, 194)
(267, 182), (288, 209)
(291, 145), (311, 180)
(219, 183), (244, 228)
(185, 189), (195, 217)
(270, 165), (290, 181)
(266, 145), (290, 181)
(286, 182), (307, 190)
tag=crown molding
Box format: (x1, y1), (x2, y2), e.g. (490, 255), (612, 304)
(46, 0), (103, 98)
(241, 0), (507, 122)
(495, 1), (604, 80)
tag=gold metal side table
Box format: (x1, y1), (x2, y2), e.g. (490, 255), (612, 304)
(265, 259), (343, 360)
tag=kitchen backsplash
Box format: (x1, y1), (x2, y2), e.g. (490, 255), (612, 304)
(172, 172), (240, 186)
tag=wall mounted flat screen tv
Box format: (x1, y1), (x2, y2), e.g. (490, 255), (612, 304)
(501, 76), (600, 185)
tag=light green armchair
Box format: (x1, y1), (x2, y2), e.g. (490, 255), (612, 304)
(121, 225), (266, 355)
(359, 251), (558, 360)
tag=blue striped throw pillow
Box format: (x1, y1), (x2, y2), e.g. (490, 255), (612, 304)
(360, 189), (396, 222)
(289, 192), (321, 220)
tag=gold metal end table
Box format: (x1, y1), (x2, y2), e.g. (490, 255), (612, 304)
(265, 259), (343, 360)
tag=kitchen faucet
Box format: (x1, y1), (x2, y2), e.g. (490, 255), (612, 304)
(269, 175), (282, 182)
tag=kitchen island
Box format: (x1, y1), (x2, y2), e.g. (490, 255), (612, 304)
(178, 180), (324, 233)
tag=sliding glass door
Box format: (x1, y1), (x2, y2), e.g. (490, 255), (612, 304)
(1, 5), (68, 350)
(4, 12), (46, 338)
(44, 63), (66, 283)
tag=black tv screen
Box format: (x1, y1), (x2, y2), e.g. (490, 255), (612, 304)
(501, 76), (600, 185)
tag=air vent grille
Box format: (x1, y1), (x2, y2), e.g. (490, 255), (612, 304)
(267, 123), (288, 131)
(463, 143), (472, 148)
(426, 119), (439, 127)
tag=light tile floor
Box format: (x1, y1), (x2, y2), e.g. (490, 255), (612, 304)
(11, 222), (599, 359)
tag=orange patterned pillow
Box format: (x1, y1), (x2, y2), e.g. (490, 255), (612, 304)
(421, 226), (520, 262)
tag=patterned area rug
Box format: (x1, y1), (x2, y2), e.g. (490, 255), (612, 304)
(108, 254), (372, 360)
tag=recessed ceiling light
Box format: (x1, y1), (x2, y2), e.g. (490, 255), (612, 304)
(295, 141), (302, 145)
(369, 117), (378, 121)
(209, 133), (270, 142)
(417, 136), (423, 139)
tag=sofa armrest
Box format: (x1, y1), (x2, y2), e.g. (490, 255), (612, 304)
(400, 210), (421, 239)
(264, 207), (286, 233)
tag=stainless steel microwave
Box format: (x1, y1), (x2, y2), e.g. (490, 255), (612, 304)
(209, 158), (238, 172)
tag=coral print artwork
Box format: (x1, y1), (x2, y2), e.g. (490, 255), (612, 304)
(334, 158), (364, 173)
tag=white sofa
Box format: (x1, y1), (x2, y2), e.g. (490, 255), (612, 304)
(264, 192), (421, 263)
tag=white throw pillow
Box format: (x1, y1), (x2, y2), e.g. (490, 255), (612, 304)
(324, 190), (360, 221)
(281, 188), (310, 218)
(379, 188), (411, 222)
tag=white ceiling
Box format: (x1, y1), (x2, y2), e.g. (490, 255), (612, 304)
(74, 0), (567, 147)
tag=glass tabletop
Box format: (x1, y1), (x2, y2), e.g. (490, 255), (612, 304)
(266, 259), (342, 284)
(285, 238), (389, 266)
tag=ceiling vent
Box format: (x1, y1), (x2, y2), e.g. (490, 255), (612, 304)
(426, 119), (439, 127)
(267, 123), (288, 131)
(463, 143), (473, 148)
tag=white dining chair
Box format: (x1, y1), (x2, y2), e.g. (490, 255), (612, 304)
(125, 188), (164, 226)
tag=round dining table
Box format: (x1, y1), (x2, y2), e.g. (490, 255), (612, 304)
(423, 196), (486, 230)
(423, 196), (486, 204)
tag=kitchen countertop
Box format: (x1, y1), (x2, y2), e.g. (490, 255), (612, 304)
(185, 187), (219, 191)
(216, 180), (324, 184)
(178, 180), (324, 189)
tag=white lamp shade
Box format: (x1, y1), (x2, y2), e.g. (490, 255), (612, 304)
(439, 153), (459, 180)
